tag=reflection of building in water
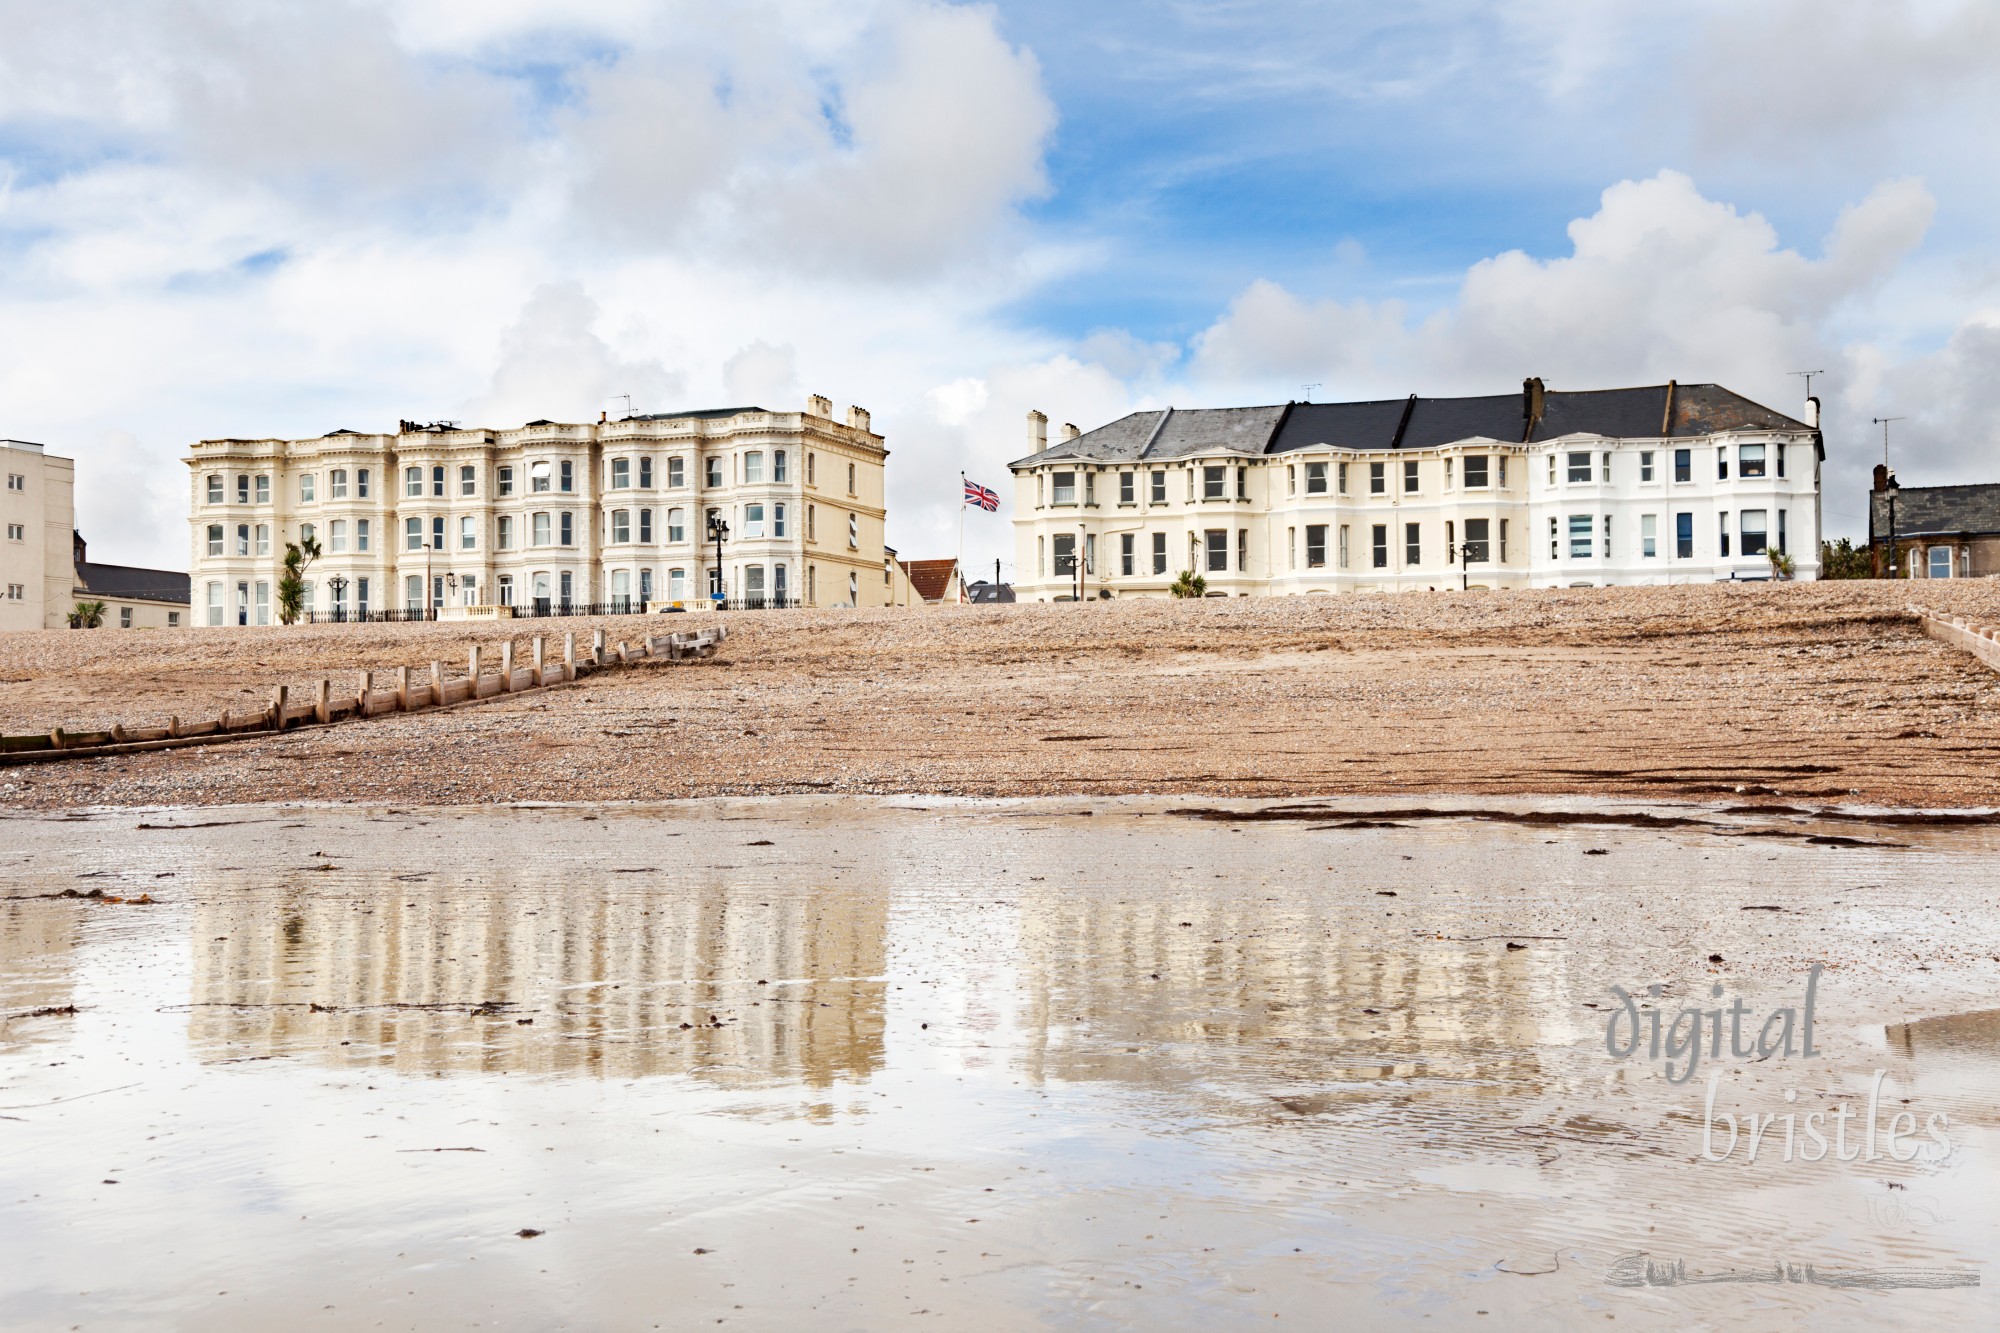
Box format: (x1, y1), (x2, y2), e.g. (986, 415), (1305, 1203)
(1885, 1008), (2000, 1128)
(0, 902), (83, 1048)
(187, 870), (886, 1086)
(1011, 892), (1559, 1102)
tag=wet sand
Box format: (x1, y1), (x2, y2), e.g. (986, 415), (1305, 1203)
(3, 798), (1996, 1329)
(4, 583), (2000, 811)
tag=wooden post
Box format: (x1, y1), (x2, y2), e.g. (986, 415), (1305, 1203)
(360, 670), (373, 706)
(618, 640), (630, 664)
(315, 679), (330, 724)
(563, 632), (576, 681)
(168, 715), (181, 739)
(533, 636), (545, 680)
(430, 661), (444, 706)
(592, 628), (606, 664)
(48, 727), (64, 751)
(271, 684), (288, 730)
(397, 665), (411, 711)
(501, 640), (515, 690)
(111, 723), (128, 743)
(469, 644), (482, 681)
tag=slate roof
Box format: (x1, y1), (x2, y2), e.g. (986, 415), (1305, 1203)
(628, 406), (767, 421)
(75, 562), (191, 604)
(902, 558), (961, 602)
(1015, 406), (1289, 465)
(1016, 383), (1809, 467)
(1869, 484), (2000, 543)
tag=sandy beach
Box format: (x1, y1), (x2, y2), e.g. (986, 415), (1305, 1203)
(2, 582), (1997, 811)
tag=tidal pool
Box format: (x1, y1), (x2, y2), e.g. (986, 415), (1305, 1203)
(2, 797), (1997, 1330)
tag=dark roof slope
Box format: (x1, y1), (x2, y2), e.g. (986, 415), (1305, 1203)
(1021, 383), (1810, 467)
(75, 563), (191, 604)
(1536, 386), (1669, 441)
(628, 406), (767, 421)
(1269, 398), (1413, 452)
(1870, 484), (2000, 543)
(1011, 405), (1288, 466)
(1669, 384), (1804, 436)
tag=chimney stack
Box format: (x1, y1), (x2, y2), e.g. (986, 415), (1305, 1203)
(1804, 395), (1821, 429)
(1873, 463), (1895, 492)
(808, 394), (832, 418)
(847, 405), (872, 433)
(1027, 410), (1048, 452)
(1521, 377), (1546, 436)
(1061, 422), (1080, 442)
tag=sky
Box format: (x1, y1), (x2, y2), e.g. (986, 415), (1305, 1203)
(3, 0), (1998, 576)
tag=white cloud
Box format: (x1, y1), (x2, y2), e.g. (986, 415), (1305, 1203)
(1172, 171), (1941, 537)
(561, 1), (1054, 275)
(463, 282), (684, 427)
(722, 341), (800, 409)
(1189, 171), (1935, 402)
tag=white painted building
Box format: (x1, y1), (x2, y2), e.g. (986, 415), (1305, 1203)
(1, 440), (75, 630)
(184, 397), (890, 625)
(1010, 380), (1823, 599)
(4, 438), (190, 630)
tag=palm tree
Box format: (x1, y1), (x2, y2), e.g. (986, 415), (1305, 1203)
(68, 600), (107, 629)
(1169, 570), (1207, 599)
(277, 536), (322, 625)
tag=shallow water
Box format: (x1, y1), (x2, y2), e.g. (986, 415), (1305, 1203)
(2, 797), (1997, 1330)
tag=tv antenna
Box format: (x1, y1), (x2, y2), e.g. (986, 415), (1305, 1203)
(1870, 416), (1904, 469)
(1789, 369), (1825, 400)
(1301, 383), (1322, 403)
(611, 394), (634, 420)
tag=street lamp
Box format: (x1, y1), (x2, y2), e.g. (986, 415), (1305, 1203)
(706, 513), (730, 607)
(1076, 522), (1086, 602)
(327, 573), (349, 623)
(1886, 484), (1901, 579)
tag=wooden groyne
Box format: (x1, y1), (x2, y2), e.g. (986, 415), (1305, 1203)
(1910, 605), (2000, 674)
(0, 624), (725, 767)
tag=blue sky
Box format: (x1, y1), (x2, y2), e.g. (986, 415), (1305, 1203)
(1, 0), (1996, 569)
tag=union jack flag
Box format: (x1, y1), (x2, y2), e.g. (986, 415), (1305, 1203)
(963, 478), (1000, 512)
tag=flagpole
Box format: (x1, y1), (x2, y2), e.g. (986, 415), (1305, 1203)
(958, 471), (966, 603)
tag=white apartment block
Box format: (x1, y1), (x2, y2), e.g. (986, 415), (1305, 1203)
(185, 397), (889, 625)
(4, 438), (190, 631)
(1011, 380), (1823, 599)
(1, 440), (75, 631)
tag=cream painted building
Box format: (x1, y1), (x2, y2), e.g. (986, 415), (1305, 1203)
(3, 438), (190, 630)
(1011, 381), (1823, 599)
(185, 397), (890, 624)
(1, 440), (74, 630)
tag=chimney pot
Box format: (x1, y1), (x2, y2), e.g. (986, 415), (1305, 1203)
(1028, 410), (1048, 451)
(1061, 422), (1081, 442)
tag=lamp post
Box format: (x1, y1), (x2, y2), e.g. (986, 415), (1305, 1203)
(327, 573), (349, 623)
(1076, 522), (1085, 602)
(445, 571), (458, 615)
(1886, 487), (1900, 579)
(423, 540), (434, 620)
(707, 513), (730, 607)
